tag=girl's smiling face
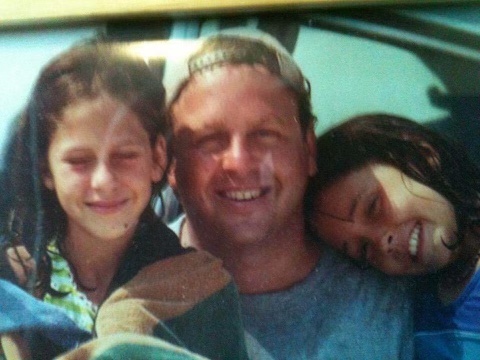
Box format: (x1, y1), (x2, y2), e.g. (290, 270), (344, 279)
(43, 94), (166, 244)
(312, 163), (458, 275)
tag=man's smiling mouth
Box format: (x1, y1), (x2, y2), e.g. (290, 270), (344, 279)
(222, 189), (265, 201)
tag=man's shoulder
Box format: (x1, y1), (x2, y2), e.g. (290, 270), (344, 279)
(241, 245), (413, 328)
(317, 245), (414, 301)
(240, 247), (414, 359)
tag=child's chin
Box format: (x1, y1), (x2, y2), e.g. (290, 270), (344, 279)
(92, 224), (136, 240)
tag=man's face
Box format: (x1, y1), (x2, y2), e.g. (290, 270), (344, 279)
(169, 64), (316, 248)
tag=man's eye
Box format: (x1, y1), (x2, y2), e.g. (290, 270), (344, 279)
(253, 129), (280, 141)
(196, 135), (226, 153)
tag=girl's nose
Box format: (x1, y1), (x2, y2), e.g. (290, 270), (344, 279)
(91, 162), (117, 190)
(364, 227), (396, 254)
(382, 232), (395, 252)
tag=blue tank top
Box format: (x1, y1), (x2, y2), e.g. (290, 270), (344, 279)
(415, 270), (480, 359)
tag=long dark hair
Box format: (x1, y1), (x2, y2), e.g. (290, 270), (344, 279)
(306, 113), (480, 274)
(0, 40), (167, 294)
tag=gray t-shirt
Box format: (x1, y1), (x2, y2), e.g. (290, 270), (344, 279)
(241, 245), (414, 360)
(169, 216), (414, 359)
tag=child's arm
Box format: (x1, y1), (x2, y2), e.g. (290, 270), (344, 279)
(96, 250), (249, 360)
(1, 332), (32, 360)
(5, 246), (35, 286)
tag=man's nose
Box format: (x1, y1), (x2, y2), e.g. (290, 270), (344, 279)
(221, 137), (253, 173)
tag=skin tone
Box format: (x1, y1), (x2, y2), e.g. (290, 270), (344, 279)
(169, 64), (319, 294)
(43, 93), (166, 304)
(312, 163), (460, 277)
(5, 246), (35, 286)
(1, 333), (31, 360)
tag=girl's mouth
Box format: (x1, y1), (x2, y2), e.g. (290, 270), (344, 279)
(408, 223), (421, 256)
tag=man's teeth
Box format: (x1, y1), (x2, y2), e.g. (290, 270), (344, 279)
(409, 225), (421, 256)
(225, 189), (261, 201)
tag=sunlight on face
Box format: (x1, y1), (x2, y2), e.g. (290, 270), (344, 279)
(44, 94), (164, 244)
(312, 164), (458, 275)
(170, 64), (316, 247)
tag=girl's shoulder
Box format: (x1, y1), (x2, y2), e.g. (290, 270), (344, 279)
(459, 269), (480, 304)
(109, 218), (187, 291)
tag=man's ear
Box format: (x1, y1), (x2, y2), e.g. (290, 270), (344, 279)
(306, 126), (317, 177)
(151, 136), (168, 183)
(167, 158), (177, 193)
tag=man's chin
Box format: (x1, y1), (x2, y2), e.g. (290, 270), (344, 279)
(217, 220), (272, 245)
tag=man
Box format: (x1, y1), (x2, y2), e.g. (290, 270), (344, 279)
(165, 29), (413, 359)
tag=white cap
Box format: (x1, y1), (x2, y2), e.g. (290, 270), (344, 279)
(163, 27), (310, 106)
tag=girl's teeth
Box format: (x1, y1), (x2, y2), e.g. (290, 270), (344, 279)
(409, 225), (420, 256)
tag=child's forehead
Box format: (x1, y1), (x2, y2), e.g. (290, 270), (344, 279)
(61, 92), (121, 116)
(54, 96), (149, 145)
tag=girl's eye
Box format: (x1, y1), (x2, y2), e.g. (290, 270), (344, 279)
(360, 241), (369, 263)
(354, 240), (371, 270)
(366, 194), (381, 219)
(65, 157), (93, 166)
